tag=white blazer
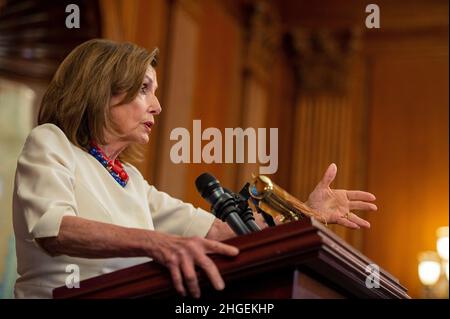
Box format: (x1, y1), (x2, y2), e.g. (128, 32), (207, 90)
(12, 124), (215, 298)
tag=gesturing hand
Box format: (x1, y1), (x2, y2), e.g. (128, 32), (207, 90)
(147, 232), (239, 298)
(306, 163), (377, 229)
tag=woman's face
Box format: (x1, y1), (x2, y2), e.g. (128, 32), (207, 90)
(109, 67), (161, 145)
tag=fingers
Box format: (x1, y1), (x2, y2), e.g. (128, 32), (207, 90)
(337, 217), (360, 229)
(349, 201), (378, 211)
(254, 212), (270, 228)
(196, 255), (225, 291)
(274, 215), (284, 225)
(181, 240), (234, 298)
(180, 254), (201, 298)
(168, 264), (186, 297)
(203, 239), (239, 256)
(180, 252), (227, 299)
(347, 190), (376, 201)
(195, 239), (238, 295)
(319, 163), (337, 188)
(339, 212), (371, 229)
(347, 212), (371, 228)
(167, 238), (238, 298)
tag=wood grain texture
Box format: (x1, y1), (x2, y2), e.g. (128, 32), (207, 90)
(364, 49), (449, 299)
(53, 219), (410, 299)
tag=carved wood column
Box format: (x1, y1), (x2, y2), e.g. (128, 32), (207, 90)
(286, 27), (368, 247)
(236, 0), (282, 188)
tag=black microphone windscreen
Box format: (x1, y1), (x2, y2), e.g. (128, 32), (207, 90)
(195, 173), (218, 197)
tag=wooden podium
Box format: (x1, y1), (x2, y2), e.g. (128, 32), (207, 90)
(53, 218), (410, 299)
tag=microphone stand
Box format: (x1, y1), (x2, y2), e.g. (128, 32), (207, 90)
(225, 183), (276, 232)
(236, 183), (276, 228)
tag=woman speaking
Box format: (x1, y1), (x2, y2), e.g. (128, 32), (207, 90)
(12, 39), (377, 298)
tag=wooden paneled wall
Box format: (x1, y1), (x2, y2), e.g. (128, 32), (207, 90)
(1, 0), (446, 299)
(283, 0), (448, 298)
(363, 31), (449, 298)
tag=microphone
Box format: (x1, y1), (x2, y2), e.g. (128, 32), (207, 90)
(195, 173), (251, 235)
(223, 186), (261, 232)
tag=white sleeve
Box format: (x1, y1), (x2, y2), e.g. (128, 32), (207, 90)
(145, 183), (216, 238)
(13, 124), (78, 240)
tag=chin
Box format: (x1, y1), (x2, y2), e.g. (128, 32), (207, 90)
(137, 135), (150, 144)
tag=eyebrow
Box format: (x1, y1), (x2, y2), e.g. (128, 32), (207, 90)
(144, 75), (158, 90)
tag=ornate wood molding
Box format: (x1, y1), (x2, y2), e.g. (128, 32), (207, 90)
(0, 0), (101, 80)
(286, 28), (362, 94)
(243, 0), (282, 84)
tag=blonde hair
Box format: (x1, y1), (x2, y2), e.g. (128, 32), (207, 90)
(38, 38), (159, 163)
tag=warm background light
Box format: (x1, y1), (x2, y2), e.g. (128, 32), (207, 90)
(445, 261), (449, 281)
(436, 226), (449, 261)
(418, 251), (441, 286)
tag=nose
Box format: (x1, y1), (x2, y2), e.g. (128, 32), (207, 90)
(149, 95), (162, 115)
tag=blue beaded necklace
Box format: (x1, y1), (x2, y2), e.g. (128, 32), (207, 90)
(88, 142), (129, 187)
